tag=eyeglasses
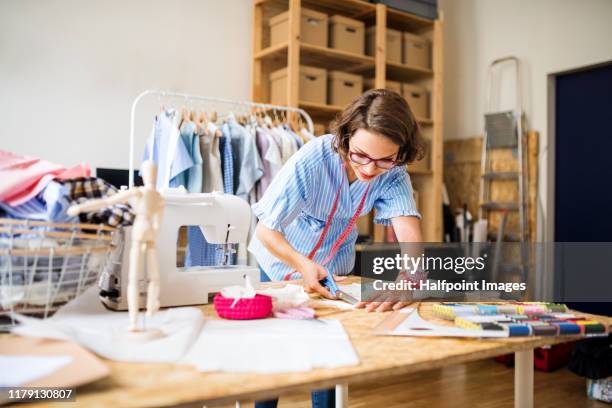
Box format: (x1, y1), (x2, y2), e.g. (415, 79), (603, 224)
(348, 150), (399, 170)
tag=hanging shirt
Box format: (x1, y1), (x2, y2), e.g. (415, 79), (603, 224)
(255, 127), (282, 200)
(201, 123), (224, 193)
(235, 123), (264, 200)
(218, 123), (234, 195)
(222, 115), (244, 195)
(248, 134), (420, 281)
(142, 109), (193, 190)
(174, 121), (203, 192)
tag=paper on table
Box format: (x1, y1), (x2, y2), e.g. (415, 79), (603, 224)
(383, 308), (509, 338)
(182, 318), (359, 373)
(12, 287), (205, 363)
(0, 355), (72, 387)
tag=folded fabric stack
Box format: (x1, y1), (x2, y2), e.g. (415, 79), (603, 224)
(0, 150), (134, 227)
(0, 151), (129, 311)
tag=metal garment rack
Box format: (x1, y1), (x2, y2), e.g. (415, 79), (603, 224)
(128, 89), (314, 188)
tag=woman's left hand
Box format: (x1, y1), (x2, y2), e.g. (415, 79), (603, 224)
(355, 299), (413, 313)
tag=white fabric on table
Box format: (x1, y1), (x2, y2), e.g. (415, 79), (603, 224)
(182, 318), (359, 373)
(12, 287), (204, 363)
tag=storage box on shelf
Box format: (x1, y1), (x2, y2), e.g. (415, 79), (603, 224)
(329, 15), (365, 55)
(403, 32), (430, 69)
(328, 71), (363, 106)
(269, 8), (328, 48)
(366, 27), (402, 64)
(402, 82), (429, 119)
(270, 65), (327, 105)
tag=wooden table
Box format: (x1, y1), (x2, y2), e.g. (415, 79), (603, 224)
(9, 278), (611, 408)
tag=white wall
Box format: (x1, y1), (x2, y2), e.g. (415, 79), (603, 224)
(0, 0), (252, 171)
(439, 0), (612, 241)
(440, 0), (612, 140)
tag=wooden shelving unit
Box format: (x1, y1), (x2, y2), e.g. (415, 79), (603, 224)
(252, 0), (443, 242)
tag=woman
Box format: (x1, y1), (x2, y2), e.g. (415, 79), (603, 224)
(249, 89), (424, 407)
(250, 88), (424, 303)
(249, 89), (423, 407)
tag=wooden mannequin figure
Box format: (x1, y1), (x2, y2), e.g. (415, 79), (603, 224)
(68, 160), (165, 337)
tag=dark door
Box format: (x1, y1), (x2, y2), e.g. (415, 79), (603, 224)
(555, 63), (612, 315)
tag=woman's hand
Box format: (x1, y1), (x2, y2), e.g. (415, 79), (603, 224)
(355, 284), (413, 312)
(298, 259), (338, 300)
(356, 298), (413, 313)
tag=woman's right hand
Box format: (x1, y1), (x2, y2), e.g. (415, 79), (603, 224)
(298, 259), (337, 300)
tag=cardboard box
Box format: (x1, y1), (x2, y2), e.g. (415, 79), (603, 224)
(366, 27), (402, 64)
(269, 8), (328, 47)
(402, 83), (429, 118)
(403, 32), (430, 69)
(364, 79), (402, 95)
(328, 71), (363, 106)
(329, 15), (365, 55)
(270, 65), (327, 105)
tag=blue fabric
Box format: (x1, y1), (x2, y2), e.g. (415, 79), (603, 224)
(259, 266), (271, 282)
(223, 117), (264, 200)
(174, 121), (203, 192)
(254, 390), (335, 408)
(142, 110), (193, 189)
(248, 134), (420, 281)
(219, 131), (234, 195)
(185, 227), (220, 267)
(185, 121), (238, 268)
(0, 181), (76, 223)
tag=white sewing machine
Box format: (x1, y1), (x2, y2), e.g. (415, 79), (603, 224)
(100, 190), (260, 310)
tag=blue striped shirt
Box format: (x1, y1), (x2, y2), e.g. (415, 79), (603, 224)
(248, 134), (420, 281)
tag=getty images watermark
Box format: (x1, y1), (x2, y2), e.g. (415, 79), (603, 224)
(358, 242), (612, 302)
(370, 252), (526, 294)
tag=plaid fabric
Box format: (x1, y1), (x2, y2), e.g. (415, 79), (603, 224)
(60, 177), (134, 227)
(219, 134), (234, 195)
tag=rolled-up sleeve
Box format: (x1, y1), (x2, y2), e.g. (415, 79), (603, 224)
(373, 170), (421, 225)
(251, 153), (311, 232)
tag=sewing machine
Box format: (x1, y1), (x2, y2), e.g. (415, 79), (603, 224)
(100, 190), (260, 310)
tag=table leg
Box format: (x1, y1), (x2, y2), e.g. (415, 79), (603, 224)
(335, 383), (348, 408)
(514, 349), (534, 408)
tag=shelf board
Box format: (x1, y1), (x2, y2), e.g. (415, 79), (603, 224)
(301, 0), (375, 19)
(254, 42), (288, 60)
(301, 43), (375, 71)
(299, 101), (343, 115)
(256, 42), (375, 71)
(387, 62), (433, 81)
(354, 62), (433, 82)
(256, 0), (375, 20)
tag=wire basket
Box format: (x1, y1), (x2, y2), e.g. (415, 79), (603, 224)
(0, 218), (119, 330)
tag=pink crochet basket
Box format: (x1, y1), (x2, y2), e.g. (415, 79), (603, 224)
(213, 293), (273, 320)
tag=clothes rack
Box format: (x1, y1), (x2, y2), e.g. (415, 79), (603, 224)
(128, 89), (315, 188)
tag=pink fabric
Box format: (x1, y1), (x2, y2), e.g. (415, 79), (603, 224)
(0, 150), (90, 206)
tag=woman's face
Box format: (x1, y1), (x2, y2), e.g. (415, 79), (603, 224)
(347, 128), (400, 182)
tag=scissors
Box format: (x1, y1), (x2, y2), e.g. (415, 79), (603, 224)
(319, 270), (359, 305)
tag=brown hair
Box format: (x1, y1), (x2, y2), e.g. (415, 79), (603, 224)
(330, 88), (424, 165)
